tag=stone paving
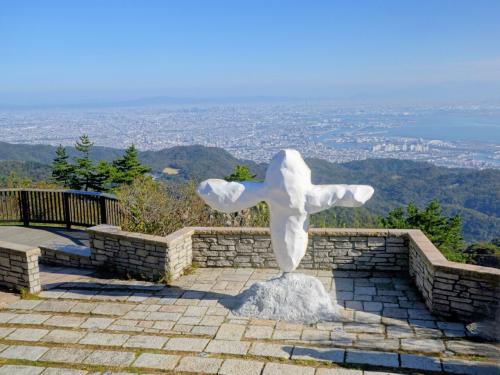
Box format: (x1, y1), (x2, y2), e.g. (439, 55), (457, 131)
(0, 266), (498, 374)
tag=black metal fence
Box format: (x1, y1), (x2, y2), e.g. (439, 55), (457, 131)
(0, 189), (122, 228)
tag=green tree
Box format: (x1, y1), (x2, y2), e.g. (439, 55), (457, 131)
(112, 145), (150, 185)
(51, 145), (73, 187)
(380, 200), (467, 262)
(225, 165), (256, 182)
(223, 165), (269, 226)
(70, 135), (112, 191)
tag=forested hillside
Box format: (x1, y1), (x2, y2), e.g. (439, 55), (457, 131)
(0, 141), (498, 242)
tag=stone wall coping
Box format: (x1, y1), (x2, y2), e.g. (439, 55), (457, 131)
(0, 240), (41, 256)
(190, 226), (410, 237)
(87, 225), (171, 246)
(407, 231), (500, 280)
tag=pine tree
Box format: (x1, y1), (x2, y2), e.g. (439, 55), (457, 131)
(70, 135), (113, 191)
(112, 145), (150, 185)
(51, 145), (73, 186)
(224, 165), (256, 182)
(71, 135), (94, 190)
(380, 200), (466, 262)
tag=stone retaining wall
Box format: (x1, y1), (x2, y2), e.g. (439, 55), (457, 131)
(192, 228), (409, 271)
(87, 225), (500, 322)
(87, 225), (193, 281)
(0, 240), (41, 293)
(408, 230), (500, 323)
(39, 245), (92, 269)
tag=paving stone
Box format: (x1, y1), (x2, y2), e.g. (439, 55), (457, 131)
(437, 321), (465, 330)
(442, 359), (500, 375)
(92, 303), (134, 315)
(41, 329), (85, 344)
(0, 365), (44, 375)
(191, 325), (219, 335)
(7, 300), (42, 310)
(263, 362), (315, 375)
(7, 328), (49, 341)
(205, 339), (250, 355)
(0, 327), (15, 338)
(363, 302), (383, 312)
(273, 329), (301, 340)
(386, 325), (414, 338)
(345, 349), (399, 367)
(216, 323), (246, 340)
(34, 300), (76, 313)
(333, 278), (354, 291)
(446, 340), (500, 357)
(43, 315), (86, 328)
(401, 338), (445, 353)
(0, 345), (49, 360)
(83, 350), (136, 366)
(123, 334), (168, 349)
(245, 325), (273, 339)
(354, 311), (381, 323)
(249, 342), (292, 359)
(0, 312), (17, 322)
(80, 317), (114, 329)
(316, 369), (363, 375)
(355, 286), (376, 295)
(401, 353), (442, 371)
(292, 346), (344, 363)
(199, 315), (225, 326)
(219, 358), (264, 375)
(70, 302), (98, 314)
(164, 337), (210, 352)
(79, 332), (130, 346)
(344, 323), (384, 334)
(175, 356), (223, 374)
(40, 348), (93, 363)
(133, 353), (180, 370)
(354, 338), (400, 351)
(41, 369), (87, 375)
(146, 311), (182, 321)
(382, 307), (408, 318)
(345, 301), (363, 310)
(9, 313), (50, 325)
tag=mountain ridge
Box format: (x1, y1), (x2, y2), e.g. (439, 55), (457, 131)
(0, 141), (498, 242)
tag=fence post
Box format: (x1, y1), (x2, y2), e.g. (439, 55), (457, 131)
(63, 192), (71, 229)
(20, 190), (30, 226)
(99, 195), (107, 224)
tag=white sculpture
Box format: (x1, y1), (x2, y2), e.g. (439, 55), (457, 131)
(197, 149), (374, 272)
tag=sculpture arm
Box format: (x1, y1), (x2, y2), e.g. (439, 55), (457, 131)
(306, 184), (374, 214)
(197, 179), (266, 213)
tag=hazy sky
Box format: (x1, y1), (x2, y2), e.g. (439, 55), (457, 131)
(1, 0), (500, 105)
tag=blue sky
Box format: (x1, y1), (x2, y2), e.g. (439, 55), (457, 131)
(1, 0), (499, 105)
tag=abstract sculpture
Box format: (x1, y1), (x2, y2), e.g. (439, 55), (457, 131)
(197, 149), (374, 272)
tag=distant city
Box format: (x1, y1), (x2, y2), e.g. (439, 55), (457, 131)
(1, 102), (499, 169)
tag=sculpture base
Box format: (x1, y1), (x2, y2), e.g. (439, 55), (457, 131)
(232, 272), (340, 324)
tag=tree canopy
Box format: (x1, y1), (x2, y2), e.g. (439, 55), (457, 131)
(50, 135), (150, 192)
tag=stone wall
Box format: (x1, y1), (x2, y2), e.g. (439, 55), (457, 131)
(87, 225), (193, 281)
(0, 240), (41, 293)
(192, 228), (409, 271)
(408, 230), (500, 323)
(39, 245), (92, 269)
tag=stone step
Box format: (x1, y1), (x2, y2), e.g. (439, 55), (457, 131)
(0, 340), (498, 374)
(40, 244), (92, 269)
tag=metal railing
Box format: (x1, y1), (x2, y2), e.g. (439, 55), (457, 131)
(0, 189), (123, 228)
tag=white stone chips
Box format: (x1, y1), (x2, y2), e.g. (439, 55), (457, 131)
(233, 272), (340, 323)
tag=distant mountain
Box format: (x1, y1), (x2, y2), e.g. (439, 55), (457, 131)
(0, 141), (498, 242)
